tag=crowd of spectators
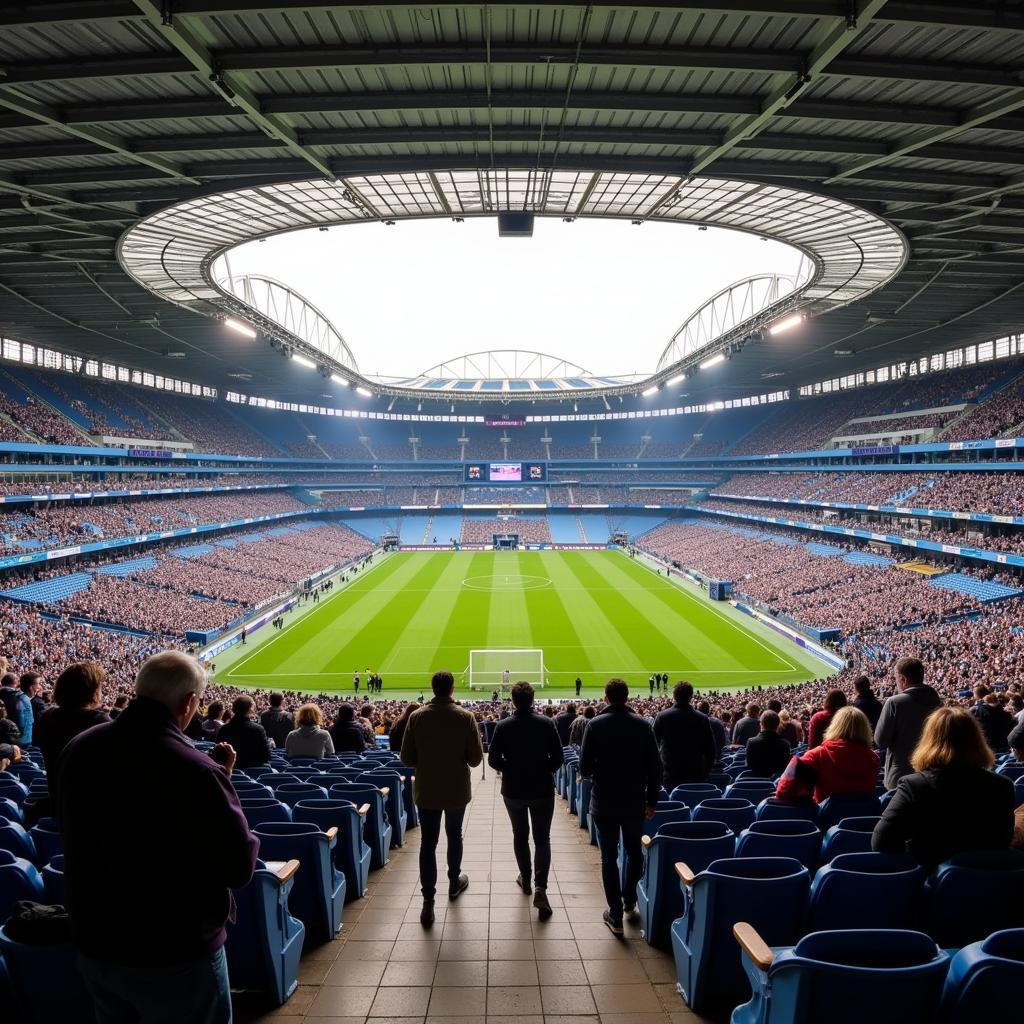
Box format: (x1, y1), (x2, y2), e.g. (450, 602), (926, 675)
(460, 516), (552, 544)
(0, 371), (85, 445)
(942, 380), (1024, 441)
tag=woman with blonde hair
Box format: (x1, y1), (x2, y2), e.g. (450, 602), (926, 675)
(774, 706), (879, 805)
(873, 706), (1014, 867)
(285, 703), (335, 758)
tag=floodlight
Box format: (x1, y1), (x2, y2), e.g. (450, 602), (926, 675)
(642, 385), (660, 396)
(700, 353), (726, 369)
(291, 354), (316, 369)
(769, 313), (804, 335)
(329, 373), (348, 385)
(224, 318), (256, 338)
(667, 373), (686, 385)
(355, 386), (372, 397)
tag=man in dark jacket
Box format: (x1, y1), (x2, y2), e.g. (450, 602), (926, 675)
(554, 703), (576, 747)
(260, 692), (294, 749)
(972, 694), (1016, 753)
(745, 710), (791, 778)
(487, 682), (564, 919)
(697, 699), (728, 753)
(331, 703), (370, 752)
(580, 678), (661, 934)
(852, 675), (883, 730)
(875, 656), (943, 790)
(57, 651), (258, 1023)
(653, 682), (718, 789)
(217, 695), (272, 769)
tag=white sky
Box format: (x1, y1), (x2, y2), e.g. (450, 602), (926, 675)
(226, 217), (802, 379)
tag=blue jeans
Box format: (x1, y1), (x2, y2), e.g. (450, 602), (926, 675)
(418, 806), (466, 899)
(78, 946), (232, 1024)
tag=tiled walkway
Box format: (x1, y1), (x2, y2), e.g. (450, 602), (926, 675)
(239, 768), (718, 1024)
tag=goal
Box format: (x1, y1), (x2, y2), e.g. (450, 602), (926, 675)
(467, 649), (546, 690)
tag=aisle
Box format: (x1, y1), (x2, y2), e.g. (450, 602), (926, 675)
(239, 768), (715, 1024)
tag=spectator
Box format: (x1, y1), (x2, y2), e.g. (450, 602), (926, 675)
(201, 701), (225, 741)
(1009, 718), (1024, 761)
(56, 651), (257, 1023)
(285, 704), (335, 758)
(745, 710), (792, 778)
(554, 702), (577, 747)
(852, 674), (883, 730)
(697, 699), (728, 752)
(972, 693), (1016, 754)
(34, 662), (110, 780)
(0, 703), (21, 746)
(873, 707), (1015, 868)
(569, 704), (594, 749)
(487, 681), (564, 920)
(653, 682), (718, 788)
(22, 671), (47, 724)
(875, 657), (943, 790)
(108, 695), (129, 720)
(777, 708), (803, 747)
(216, 695), (272, 769)
(808, 688), (847, 749)
(387, 703), (417, 757)
(400, 670), (484, 926)
(731, 703), (762, 746)
(580, 679), (661, 935)
(775, 707), (879, 805)
(0, 674), (21, 732)
(330, 704), (369, 753)
(259, 692), (294, 749)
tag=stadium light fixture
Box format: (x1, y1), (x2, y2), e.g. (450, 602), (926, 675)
(768, 312), (804, 336)
(329, 373), (348, 385)
(355, 386), (372, 397)
(224, 317), (256, 338)
(700, 353), (726, 370)
(642, 385), (660, 396)
(291, 354), (316, 369)
(667, 373), (686, 386)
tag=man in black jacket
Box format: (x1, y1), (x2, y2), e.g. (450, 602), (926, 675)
(487, 682), (564, 919)
(580, 679), (661, 935)
(216, 695), (272, 769)
(554, 703), (576, 747)
(653, 682), (718, 789)
(259, 692), (294, 750)
(852, 675), (883, 731)
(745, 710), (791, 778)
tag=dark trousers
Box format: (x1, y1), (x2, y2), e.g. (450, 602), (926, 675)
(417, 806), (466, 899)
(503, 794), (555, 889)
(594, 816), (644, 918)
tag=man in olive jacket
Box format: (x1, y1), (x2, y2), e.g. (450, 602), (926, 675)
(400, 670), (483, 925)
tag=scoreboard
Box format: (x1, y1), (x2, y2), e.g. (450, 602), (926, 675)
(463, 462), (546, 483)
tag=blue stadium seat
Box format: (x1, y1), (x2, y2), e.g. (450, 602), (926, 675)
(357, 770), (407, 847)
(0, 924), (95, 1024)
(577, 776), (591, 829)
(671, 784), (722, 804)
(0, 822), (35, 862)
(671, 857), (809, 1012)
(734, 819), (822, 870)
(808, 852), (923, 931)
(731, 927), (950, 1024)
(618, 801), (691, 894)
(327, 783), (391, 871)
(707, 771), (733, 790)
(27, 818), (62, 867)
(252, 822), (345, 943)
(926, 849), (1024, 947)
(817, 793), (882, 830)
(1014, 779), (1024, 809)
(246, 767), (280, 780)
(226, 859), (305, 1005)
(42, 853), (66, 905)
(294, 798), (372, 901)
(636, 821), (735, 948)
(0, 797), (23, 824)
(0, 777), (28, 806)
(274, 781), (329, 808)
(725, 780), (777, 803)
(239, 798), (294, 829)
(261, 774), (302, 791)
(939, 928), (1024, 1023)
(997, 763), (1024, 782)
(692, 798), (756, 832)
(565, 760), (579, 815)
(755, 798), (818, 824)
(819, 816), (881, 862)
(0, 849), (45, 922)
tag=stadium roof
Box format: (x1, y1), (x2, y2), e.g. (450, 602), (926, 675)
(2, 2), (1024, 408)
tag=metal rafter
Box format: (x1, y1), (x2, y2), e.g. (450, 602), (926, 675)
(688, 0), (890, 177)
(129, 0), (333, 179)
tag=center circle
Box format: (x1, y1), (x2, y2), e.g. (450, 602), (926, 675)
(462, 574), (552, 592)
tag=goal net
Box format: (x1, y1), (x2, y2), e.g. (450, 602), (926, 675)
(467, 649), (546, 690)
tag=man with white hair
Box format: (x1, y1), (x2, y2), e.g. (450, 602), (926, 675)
(56, 650), (258, 1024)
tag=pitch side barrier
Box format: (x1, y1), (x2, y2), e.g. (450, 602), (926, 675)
(398, 543), (609, 551)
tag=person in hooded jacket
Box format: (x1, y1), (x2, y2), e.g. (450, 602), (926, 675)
(874, 656), (942, 791)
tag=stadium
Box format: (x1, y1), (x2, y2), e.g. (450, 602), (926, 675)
(1, 3), (1024, 1022)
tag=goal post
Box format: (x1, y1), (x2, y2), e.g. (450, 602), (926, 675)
(467, 649), (546, 690)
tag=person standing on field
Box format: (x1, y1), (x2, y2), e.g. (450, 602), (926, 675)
(401, 671), (484, 926)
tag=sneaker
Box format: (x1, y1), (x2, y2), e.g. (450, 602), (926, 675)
(623, 902), (640, 922)
(533, 888), (552, 920)
(448, 873), (469, 899)
(603, 909), (624, 935)
(515, 873), (532, 895)
(420, 900), (435, 927)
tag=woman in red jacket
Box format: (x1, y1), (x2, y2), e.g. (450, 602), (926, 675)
(807, 688), (847, 749)
(775, 706), (879, 805)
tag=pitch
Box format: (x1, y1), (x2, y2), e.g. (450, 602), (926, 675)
(216, 549), (826, 696)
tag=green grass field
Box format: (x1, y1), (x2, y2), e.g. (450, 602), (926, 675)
(215, 549), (827, 698)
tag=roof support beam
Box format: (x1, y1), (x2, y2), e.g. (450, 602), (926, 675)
(129, 0), (333, 179)
(688, 0), (890, 177)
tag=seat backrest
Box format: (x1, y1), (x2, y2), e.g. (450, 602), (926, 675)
(670, 784), (722, 803)
(274, 782), (329, 807)
(817, 793), (882, 830)
(0, 849), (45, 921)
(239, 798), (293, 828)
(809, 852), (924, 931)
(736, 820), (822, 869)
(939, 927), (1024, 1024)
(927, 849), (1024, 947)
(692, 797), (756, 832)
(649, 821), (735, 877)
(819, 816), (882, 862)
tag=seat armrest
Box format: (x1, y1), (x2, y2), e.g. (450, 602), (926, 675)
(733, 922), (774, 970)
(641, 834), (652, 848)
(274, 859), (300, 884)
(325, 826), (339, 842)
(380, 787), (390, 797)
(674, 861), (695, 887)
(357, 803), (370, 816)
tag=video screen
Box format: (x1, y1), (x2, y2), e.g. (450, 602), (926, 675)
(528, 464), (544, 481)
(465, 464), (484, 481)
(489, 462), (522, 482)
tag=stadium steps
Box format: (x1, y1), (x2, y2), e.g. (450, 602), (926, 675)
(420, 516), (434, 543)
(295, 417), (331, 458)
(576, 516), (587, 543)
(0, 408), (31, 441)
(359, 435), (377, 459)
(129, 393), (189, 442)
(0, 572), (93, 603)
(579, 514), (611, 544)
(2, 368), (92, 442)
(929, 573), (1023, 603)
